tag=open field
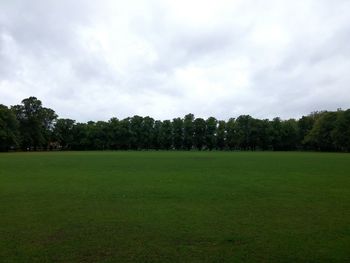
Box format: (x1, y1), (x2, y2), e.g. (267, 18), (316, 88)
(0, 151), (350, 262)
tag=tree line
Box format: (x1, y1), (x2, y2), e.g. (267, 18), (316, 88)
(0, 97), (349, 152)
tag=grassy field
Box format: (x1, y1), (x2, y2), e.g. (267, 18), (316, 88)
(0, 151), (350, 262)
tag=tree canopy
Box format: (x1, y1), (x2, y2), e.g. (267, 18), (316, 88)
(0, 97), (349, 152)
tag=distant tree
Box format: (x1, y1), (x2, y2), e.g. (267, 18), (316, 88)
(256, 119), (272, 150)
(216, 120), (226, 150)
(11, 97), (57, 150)
(205, 117), (217, 150)
(91, 121), (109, 150)
(193, 118), (206, 150)
(270, 117), (283, 150)
(304, 112), (338, 151)
(160, 120), (172, 150)
(280, 119), (299, 150)
(235, 115), (255, 150)
(72, 121), (109, 150)
(119, 118), (132, 150)
(298, 115), (314, 149)
(249, 117), (261, 150)
(107, 117), (132, 150)
(108, 118), (121, 150)
(332, 109), (350, 152)
(172, 117), (184, 150)
(152, 120), (162, 150)
(71, 123), (88, 150)
(53, 118), (75, 150)
(142, 117), (155, 149)
(3, 96), (350, 153)
(183, 114), (194, 150)
(226, 118), (236, 150)
(83, 121), (97, 150)
(129, 116), (143, 150)
(0, 104), (20, 151)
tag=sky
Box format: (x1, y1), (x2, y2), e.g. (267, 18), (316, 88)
(1, 0), (350, 122)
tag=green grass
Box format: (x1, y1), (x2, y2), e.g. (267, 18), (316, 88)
(0, 151), (350, 262)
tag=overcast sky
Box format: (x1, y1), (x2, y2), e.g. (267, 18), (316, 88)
(1, 0), (349, 121)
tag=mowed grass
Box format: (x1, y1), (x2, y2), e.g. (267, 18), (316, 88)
(0, 152), (350, 262)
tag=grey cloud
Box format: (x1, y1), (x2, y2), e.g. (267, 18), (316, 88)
(0, 0), (350, 121)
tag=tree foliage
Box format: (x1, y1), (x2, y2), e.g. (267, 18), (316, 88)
(11, 97), (57, 150)
(1, 97), (350, 152)
(0, 104), (19, 151)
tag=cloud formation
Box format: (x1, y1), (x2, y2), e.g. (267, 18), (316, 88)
(1, 0), (350, 121)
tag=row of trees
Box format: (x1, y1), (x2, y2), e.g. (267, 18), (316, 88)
(1, 97), (350, 152)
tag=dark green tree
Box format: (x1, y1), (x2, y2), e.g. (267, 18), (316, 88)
(304, 112), (338, 151)
(152, 120), (162, 150)
(270, 117), (282, 150)
(53, 118), (75, 150)
(91, 121), (109, 150)
(235, 115), (255, 150)
(142, 117), (155, 149)
(193, 118), (206, 150)
(172, 117), (184, 150)
(71, 123), (88, 150)
(129, 116), (143, 150)
(280, 119), (299, 150)
(160, 120), (172, 150)
(108, 118), (122, 150)
(216, 120), (226, 150)
(2, 96), (350, 152)
(298, 115), (315, 149)
(332, 109), (350, 152)
(183, 114), (194, 150)
(11, 97), (57, 150)
(0, 104), (20, 151)
(119, 118), (132, 150)
(205, 117), (217, 150)
(226, 118), (236, 150)
(256, 119), (272, 150)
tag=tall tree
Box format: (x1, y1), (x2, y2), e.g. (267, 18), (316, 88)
(53, 118), (75, 150)
(280, 119), (299, 150)
(11, 97), (57, 150)
(226, 118), (236, 150)
(152, 120), (162, 150)
(270, 117), (282, 150)
(0, 104), (20, 151)
(129, 116), (143, 150)
(108, 118), (122, 150)
(332, 109), (350, 152)
(298, 115), (314, 149)
(172, 117), (184, 150)
(3, 96), (350, 152)
(91, 121), (109, 150)
(160, 120), (172, 150)
(142, 117), (155, 150)
(235, 115), (255, 150)
(183, 114), (194, 150)
(256, 119), (272, 150)
(119, 118), (132, 150)
(205, 117), (217, 150)
(216, 120), (227, 150)
(193, 118), (206, 150)
(304, 112), (338, 151)
(70, 123), (88, 150)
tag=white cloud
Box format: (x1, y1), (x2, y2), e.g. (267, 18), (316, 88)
(1, 0), (350, 121)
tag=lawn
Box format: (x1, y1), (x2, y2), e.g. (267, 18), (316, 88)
(0, 151), (349, 262)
